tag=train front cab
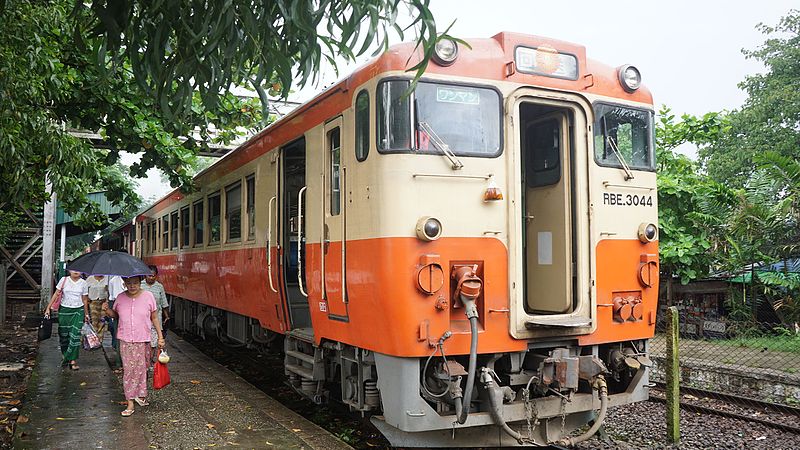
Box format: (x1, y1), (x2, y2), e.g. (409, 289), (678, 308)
(360, 78), (658, 446)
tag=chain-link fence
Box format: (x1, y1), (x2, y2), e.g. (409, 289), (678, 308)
(649, 309), (800, 430)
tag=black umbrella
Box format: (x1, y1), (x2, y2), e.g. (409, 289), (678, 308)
(66, 250), (152, 277)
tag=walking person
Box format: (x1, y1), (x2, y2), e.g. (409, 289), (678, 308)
(43, 270), (90, 370)
(85, 275), (110, 341)
(141, 265), (169, 364)
(106, 275), (127, 350)
(102, 275), (165, 416)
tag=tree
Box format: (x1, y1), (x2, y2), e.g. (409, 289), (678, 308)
(0, 0), (445, 241)
(0, 1), (263, 234)
(655, 107), (731, 302)
(699, 9), (800, 186)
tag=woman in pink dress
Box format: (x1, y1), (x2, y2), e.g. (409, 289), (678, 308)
(102, 275), (165, 416)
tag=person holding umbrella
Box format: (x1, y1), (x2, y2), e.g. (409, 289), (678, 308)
(68, 250), (164, 415)
(43, 270), (90, 370)
(102, 275), (165, 416)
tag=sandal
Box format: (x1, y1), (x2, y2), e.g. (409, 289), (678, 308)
(69, 362), (80, 370)
(121, 409), (135, 417)
(134, 397), (150, 407)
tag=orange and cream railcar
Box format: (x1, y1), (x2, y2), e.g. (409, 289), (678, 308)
(136, 32), (659, 447)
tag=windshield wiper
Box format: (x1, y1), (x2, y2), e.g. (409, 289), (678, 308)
(417, 121), (464, 170)
(606, 135), (634, 181)
(601, 116), (634, 181)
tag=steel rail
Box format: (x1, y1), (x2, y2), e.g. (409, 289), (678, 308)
(649, 383), (800, 434)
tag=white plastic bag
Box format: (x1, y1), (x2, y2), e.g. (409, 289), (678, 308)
(82, 323), (101, 350)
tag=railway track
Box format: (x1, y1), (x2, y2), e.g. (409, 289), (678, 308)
(649, 382), (800, 434)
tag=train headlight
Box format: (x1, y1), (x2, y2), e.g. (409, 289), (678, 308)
(618, 65), (641, 93)
(416, 216), (442, 241)
(433, 39), (458, 66)
(637, 223), (658, 243)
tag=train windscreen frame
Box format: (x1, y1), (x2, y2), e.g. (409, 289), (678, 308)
(593, 103), (655, 172)
(377, 79), (502, 157)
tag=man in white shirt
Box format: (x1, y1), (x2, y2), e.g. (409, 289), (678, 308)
(107, 275), (127, 350)
(109, 275), (126, 302)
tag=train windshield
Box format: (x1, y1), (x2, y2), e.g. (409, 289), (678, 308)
(377, 80), (501, 157)
(593, 104), (655, 171)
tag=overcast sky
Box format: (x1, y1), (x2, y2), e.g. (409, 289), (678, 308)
(132, 1), (797, 201)
(422, 1), (795, 117)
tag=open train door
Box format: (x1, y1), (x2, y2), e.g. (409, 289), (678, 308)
(508, 91), (593, 338)
(277, 138), (312, 331)
(321, 117), (349, 322)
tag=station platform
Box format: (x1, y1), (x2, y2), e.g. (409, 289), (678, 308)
(14, 325), (351, 449)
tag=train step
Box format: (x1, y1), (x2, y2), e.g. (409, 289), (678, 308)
(286, 349), (316, 365)
(286, 327), (315, 343)
(525, 316), (591, 329)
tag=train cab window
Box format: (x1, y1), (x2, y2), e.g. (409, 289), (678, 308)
(161, 215), (169, 251)
(226, 181), (242, 242)
(170, 211), (178, 249)
(193, 200), (204, 246)
(208, 192), (221, 244)
(328, 128), (341, 216)
(355, 90), (370, 161)
(525, 118), (561, 187)
(246, 175), (255, 240)
(377, 79), (501, 156)
(180, 206), (190, 247)
(377, 80), (411, 151)
(593, 104), (655, 171)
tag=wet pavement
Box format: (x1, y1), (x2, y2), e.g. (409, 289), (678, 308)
(14, 323), (351, 449)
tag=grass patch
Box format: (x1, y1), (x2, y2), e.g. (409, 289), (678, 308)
(715, 335), (800, 354)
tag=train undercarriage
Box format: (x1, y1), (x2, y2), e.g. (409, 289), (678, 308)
(170, 295), (651, 447)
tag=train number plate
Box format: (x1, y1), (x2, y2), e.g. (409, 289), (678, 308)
(319, 302), (327, 312)
(603, 192), (653, 207)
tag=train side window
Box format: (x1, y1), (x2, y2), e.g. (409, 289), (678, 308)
(161, 215), (169, 250)
(170, 211), (178, 249)
(180, 206), (190, 247)
(226, 181), (242, 242)
(328, 128), (341, 216)
(145, 222), (150, 255)
(524, 119), (561, 187)
(193, 200), (204, 246)
(355, 90), (369, 161)
(246, 175), (255, 240)
(151, 220), (157, 253)
(377, 80), (411, 151)
(138, 222), (144, 257)
(208, 192), (221, 244)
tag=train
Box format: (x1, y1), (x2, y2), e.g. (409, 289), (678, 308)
(134, 31), (659, 447)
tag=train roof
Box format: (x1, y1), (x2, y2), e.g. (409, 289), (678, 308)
(142, 31), (653, 216)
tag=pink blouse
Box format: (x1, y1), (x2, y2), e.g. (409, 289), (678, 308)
(113, 291), (157, 343)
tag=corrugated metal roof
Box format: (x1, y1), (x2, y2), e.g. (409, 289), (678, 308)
(56, 191), (122, 225)
(763, 259), (800, 273)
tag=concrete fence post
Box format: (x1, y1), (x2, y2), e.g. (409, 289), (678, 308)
(666, 306), (680, 443)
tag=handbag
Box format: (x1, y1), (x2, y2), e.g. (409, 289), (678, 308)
(153, 361), (171, 389)
(52, 277), (65, 311)
(37, 316), (52, 341)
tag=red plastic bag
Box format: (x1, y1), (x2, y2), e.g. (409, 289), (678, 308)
(153, 361), (170, 389)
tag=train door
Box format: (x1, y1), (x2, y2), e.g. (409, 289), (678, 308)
(322, 117), (349, 321)
(520, 105), (574, 315)
(279, 138), (311, 329)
